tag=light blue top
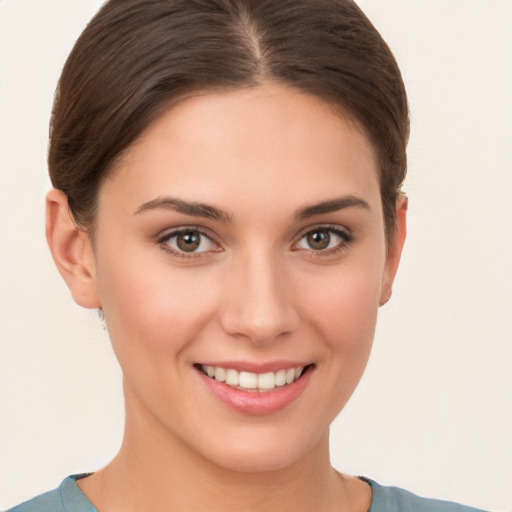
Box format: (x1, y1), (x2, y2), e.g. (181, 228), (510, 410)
(7, 474), (489, 512)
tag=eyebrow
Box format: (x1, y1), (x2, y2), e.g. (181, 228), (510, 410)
(294, 195), (371, 220)
(135, 194), (370, 223)
(135, 197), (233, 223)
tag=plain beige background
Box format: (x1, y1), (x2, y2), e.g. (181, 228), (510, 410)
(0, 0), (511, 510)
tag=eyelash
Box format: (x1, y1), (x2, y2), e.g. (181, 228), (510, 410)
(157, 227), (220, 260)
(293, 225), (354, 257)
(157, 225), (353, 259)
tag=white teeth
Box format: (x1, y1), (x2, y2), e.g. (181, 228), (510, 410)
(201, 365), (307, 391)
(214, 367), (226, 382)
(275, 369), (286, 387)
(239, 371), (258, 389)
(225, 369), (239, 386)
(258, 372), (276, 390)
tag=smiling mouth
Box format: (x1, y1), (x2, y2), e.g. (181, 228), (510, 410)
(195, 364), (312, 392)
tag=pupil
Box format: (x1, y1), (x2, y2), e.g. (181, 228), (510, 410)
(177, 231), (200, 252)
(308, 230), (330, 250)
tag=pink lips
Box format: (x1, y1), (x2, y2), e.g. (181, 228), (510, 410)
(195, 362), (313, 415)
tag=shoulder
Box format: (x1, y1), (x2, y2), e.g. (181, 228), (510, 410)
(5, 475), (96, 512)
(363, 478), (490, 512)
(6, 487), (63, 512)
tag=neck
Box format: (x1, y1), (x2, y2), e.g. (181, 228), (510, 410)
(78, 385), (368, 512)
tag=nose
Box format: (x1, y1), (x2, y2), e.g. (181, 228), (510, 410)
(219, 249), (300, 344)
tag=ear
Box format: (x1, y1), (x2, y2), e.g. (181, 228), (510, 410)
(379, 194), (408, 306)
(45, 188), (101, 309)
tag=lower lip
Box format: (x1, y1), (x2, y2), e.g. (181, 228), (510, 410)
(196, 367), (313, 415)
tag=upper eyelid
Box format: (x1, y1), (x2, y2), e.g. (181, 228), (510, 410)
(157, 225), (216, 243)
(294, 224), (352, 241)
(156, 224), (352, 251)
(292, 225), (353, 252)
(157, 228), (221, 259)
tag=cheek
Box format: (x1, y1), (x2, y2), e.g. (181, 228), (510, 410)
(304, 261), (383, 351)
(96, 253), (218, 360)
(302, 265), (382, 416)
(320, 277), (379, 390)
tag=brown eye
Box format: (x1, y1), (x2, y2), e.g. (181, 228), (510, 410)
(176, 231), (201, 252)
(161, 228), (217, 255)
(295, 227), (352, 253)
(307, 230), (331, 250)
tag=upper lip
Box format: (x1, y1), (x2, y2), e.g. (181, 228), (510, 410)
(194, 360), (312, 373)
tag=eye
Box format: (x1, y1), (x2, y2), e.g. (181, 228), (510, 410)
(295, 227), (352, 252)
(159, 228), (218, 255)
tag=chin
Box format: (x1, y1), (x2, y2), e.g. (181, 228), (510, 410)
(196, 425), (328, 474)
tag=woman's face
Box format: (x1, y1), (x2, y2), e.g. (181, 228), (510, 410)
(85, 84), (405, 472)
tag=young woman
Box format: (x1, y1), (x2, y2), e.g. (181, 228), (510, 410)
(6, 1), (491, 511)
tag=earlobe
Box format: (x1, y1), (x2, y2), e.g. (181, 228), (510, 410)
(379, 194), (408, 306)
(45, 188), (101, 309)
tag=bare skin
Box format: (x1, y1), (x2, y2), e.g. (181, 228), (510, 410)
(47, 83), (406, 511)
(79, 424), (372, 512)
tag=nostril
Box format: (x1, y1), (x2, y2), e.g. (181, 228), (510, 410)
(220, 304), (300, 344)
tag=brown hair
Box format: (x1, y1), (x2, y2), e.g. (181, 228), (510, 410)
(49, 0), (409, 240)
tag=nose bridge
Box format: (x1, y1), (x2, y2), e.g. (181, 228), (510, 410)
(220, 244), (299, 343)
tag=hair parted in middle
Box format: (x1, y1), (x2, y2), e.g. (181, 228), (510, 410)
(49, 0), (409, 240)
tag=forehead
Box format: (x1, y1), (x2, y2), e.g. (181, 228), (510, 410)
(102, 84), (381, 219)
